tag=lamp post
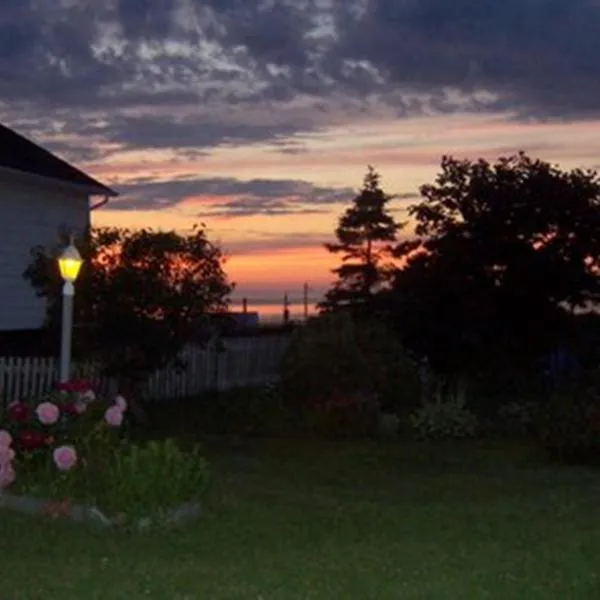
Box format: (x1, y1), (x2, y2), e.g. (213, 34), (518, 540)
(57, 238), (83, 383)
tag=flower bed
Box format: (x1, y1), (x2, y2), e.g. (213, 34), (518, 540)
(0, 380), (209, 528)
(0, 491), (202, 529)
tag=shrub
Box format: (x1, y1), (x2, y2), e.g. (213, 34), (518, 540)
(187, 383), (290, 437)
(467, 366), (548, 422)
(496, 401), (541, 437)
(303, 390), (380, 438)
(536, 371), (600, 465)
(96, 438), (209, 522)
(409, 395), (479, 440)
(280, 312), (421, 419)
(226, 380), (290, 436)
(192, 383), (381, 439)
(0, 380), (210, 523)
(0, 381), (126, 498)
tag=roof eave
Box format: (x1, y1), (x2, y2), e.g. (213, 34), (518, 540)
(0, 164), (119, 198)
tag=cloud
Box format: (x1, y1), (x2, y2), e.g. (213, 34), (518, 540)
(0, 0), (598, 167)
(330, 0), (600, 119)
(83, 113), (316, 151)
(222, 230), (329, 254)
(111, 176), (354, 216)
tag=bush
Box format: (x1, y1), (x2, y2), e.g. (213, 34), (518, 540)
(184, 383), (290, 437)
(536, 371), (600, 465)
(301, 390), (380, 438)
(0, 380), (125, 497)
(496, 401), (541, 437)
(0, 380), (210, 523)
(466, 366), (548, 421)
(225, 380), (290, 436)
(280, 312), (421, 420)
(409, 396), (479, 440)
(96, 438), (209, 522)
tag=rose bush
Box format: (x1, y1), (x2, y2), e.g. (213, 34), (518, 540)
(0, 380), (127, 496)
(1, 381), (210, 526)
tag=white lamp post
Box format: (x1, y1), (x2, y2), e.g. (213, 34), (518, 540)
(57, 238), (83, 383)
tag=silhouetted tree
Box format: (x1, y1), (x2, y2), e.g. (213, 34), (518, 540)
(320, 166), (401, 313)
(24, 225), (233, 422)
(384, 152), (600, 386)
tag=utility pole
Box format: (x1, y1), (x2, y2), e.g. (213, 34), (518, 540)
(303, 282), (309, 320)
(283, 292), (290, 324)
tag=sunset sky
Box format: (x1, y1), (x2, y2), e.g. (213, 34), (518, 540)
(2, 0), (600, 308)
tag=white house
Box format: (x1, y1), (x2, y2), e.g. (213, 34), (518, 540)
(0, 123), (117, 332)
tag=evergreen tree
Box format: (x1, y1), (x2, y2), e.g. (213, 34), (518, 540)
(320, 166), (401, 313)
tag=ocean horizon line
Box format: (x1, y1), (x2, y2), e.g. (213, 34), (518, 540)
(228, 300), (319, 321)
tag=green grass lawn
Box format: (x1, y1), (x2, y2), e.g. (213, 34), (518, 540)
(1, 437), (600, 599)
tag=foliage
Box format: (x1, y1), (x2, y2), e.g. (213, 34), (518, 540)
(303, 390), (380, 438)
(280, 312), (421, 418)
(235, 380), (291, 436)
(96, 438), (209, 522)
(320, 166), (401, 313)
(496, 401), (541, 437)
(354, 317), (423, 412)
(23, 225), (233, 388)
(385, 152), (600, 378)
(0, 381), (210, 524)
(410, 392), (479, 440)
(281, 312), (365, 408)
(150, 382), (382, 439)
(205, 383), (290, 437)
(142, 384), (293, 439)
(536, 371), (600, 464)
(0, 381), (125, 499)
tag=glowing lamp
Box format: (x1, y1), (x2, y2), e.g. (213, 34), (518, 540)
(58, 243), (82, 283)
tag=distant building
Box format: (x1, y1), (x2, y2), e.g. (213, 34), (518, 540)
(228, 311), (260, 329)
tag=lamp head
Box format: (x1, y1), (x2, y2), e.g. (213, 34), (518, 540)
(58, 240), (82, 283)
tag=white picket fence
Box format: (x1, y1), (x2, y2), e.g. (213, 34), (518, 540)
(0, 334), (291, 405)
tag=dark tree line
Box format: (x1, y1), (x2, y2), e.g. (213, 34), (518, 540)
(322, 152), (600, 386)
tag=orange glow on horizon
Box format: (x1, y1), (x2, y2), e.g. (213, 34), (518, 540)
(226, 245), (337, 288)
(85, 111), (600, 301)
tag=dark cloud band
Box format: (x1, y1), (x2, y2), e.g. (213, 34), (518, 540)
(111, 176), (355, 216)
(0, 0), (598, 167)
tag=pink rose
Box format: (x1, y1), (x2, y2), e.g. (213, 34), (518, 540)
(0, 429), (12, 448)
(104, 405), (124, 427)
(115, 395), (127, 411)
(0, 463), (15, 489)
(36, 402), (60, 425)
(52, 445), (77, 471)
(0, 447), (15, 465)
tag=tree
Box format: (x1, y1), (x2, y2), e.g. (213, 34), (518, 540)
(319, 166), (401, 313)
(24, 225), (233, 421)
(385, 152), (600, 386)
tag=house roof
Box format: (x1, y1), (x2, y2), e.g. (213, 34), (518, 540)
(0, 122), (117, 197)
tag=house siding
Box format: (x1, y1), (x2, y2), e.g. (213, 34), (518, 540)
(0, 177), (90, 331)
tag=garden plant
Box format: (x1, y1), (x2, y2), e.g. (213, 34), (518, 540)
(0, 379), (209, 526)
